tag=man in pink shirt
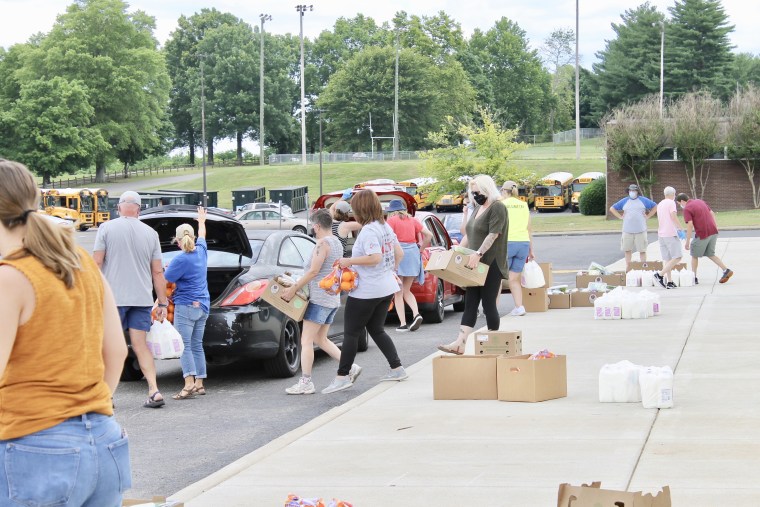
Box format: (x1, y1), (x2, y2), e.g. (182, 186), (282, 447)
(676, 193), (733, 284)
(654, 187), (685, 288)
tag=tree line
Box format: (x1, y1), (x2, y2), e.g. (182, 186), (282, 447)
(0, 0), (758, 184)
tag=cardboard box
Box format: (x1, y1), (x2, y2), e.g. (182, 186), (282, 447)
(521, 287), (549, 313)
(123, 497), (184, 507)
(539, 262), (553, 287)
(575, 272), (625, 288)
(557, 482), (671, 507)
(571, 290), (604, 308)
(260, 279), (308, 321)
(627, 261), (664, 272)
(425, 249), (488, 287)
(433, 355), (498, 400)
(548, 293), (572, 309)
(497, 354), (567, 402)
(474, 331), (522, 356)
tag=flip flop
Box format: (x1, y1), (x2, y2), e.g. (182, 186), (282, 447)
(437, 344), (464, 355)
(144, 391), (166, 408)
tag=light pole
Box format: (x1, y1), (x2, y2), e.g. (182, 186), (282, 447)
(296, 5), (313, 166)
(316, 109), (326, 195)
(574, 0), (580, 160)
(393, 27), (400, 160)
(199, 54), (208, 207)
(259, 14), (271, 166)
(658, 20), (665, 118)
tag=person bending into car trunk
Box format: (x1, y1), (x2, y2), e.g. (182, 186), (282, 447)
(0, 159), (131, 505)
(164, 207), (211, 400)
(438, 175), (508, 355)
(323, 189), (408, 394)
(281, 209), (361, 395)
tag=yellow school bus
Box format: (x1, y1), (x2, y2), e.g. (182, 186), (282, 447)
(400, 178), (438, 211)
(570, 172), (604, 213)
(87, 188), (111, 226)
(43, 189), (94, 231)
(534, 172), (574, 212)
(517, 185), (535, 209)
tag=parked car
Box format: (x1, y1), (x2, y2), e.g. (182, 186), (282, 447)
(351, 152), (369, 160)
(235, 209), (309, 234)
(442, 213), (464, 244)
(122, 205), (366, 380)
(239, 201), (294, 216)
(312, 189), (464, 323)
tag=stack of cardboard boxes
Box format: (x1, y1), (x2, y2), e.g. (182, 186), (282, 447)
(520, 262), (553, 313)
(571, 269), (626, 308)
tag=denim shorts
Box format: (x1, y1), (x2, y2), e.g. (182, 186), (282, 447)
(0, 413), (131, 506)
(118, 306), (152, 332)
(507, 241), (531, 273)
(304, 302), (338, 325)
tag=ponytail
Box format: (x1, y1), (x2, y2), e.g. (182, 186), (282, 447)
(510, 186), (519, 198)
(178, 234), (196, 253)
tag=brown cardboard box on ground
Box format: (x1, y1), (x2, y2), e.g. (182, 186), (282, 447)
(627, 261), (664, 272)
(521, 287), (549, 312)
(538, 262), (553, 287)
(260, 279), (308, 321)
(557, 482), (671, 507)
(425, 249), (488, 287)
(575, 272), (625, 288)
(474, 331), (522, 356)
(570, 290), (604, 308)
(497, 354), (567, 402)
(123, 497), (184, 507)
(548, 293), (572, 309)
(433, 355), (498, 400)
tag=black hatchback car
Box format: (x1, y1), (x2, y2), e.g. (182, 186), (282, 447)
(121, 205), (365, 380)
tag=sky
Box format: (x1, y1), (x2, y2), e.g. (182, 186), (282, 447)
(2, 0), (759, 68)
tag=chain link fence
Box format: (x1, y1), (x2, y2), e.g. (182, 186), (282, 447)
(552, 128), (604, 144)
(269, 151), (421, 165)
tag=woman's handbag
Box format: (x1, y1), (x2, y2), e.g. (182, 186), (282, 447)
(146, 320), (184, 360)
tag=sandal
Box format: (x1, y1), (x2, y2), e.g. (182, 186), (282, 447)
(193, 386), (206, 396)
(143, 391), (166, 408)
(172, 387), (197, 400)
(437, 343), (465, 355)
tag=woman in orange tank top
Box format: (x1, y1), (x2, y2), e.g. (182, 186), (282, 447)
(0, 159), (130, 506)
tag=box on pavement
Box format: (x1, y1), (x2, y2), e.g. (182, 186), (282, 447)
(571, 290), (604, 308)
(474, 330), (522, 356)
(425, 249), (488, 287)
(497, 354), (567, 402)
(521, 287), (549, 312)
(557, 482), (671, 507)
(548, 293), (572, 309)
(433, 355), (497, 400)
(123, 497), (184, 507)
(626, 261), (664, 272)
(260, 279), (308, 321)
(576, 272), (625, 288)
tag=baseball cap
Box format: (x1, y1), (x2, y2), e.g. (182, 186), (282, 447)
(387, 199), (407, 212)
(334, 201), (350, 213)
(175, 223), (195, 240)
(501, 181), (518, 191)
(627, 184), (639, 192)
(118, 191), (141, 206)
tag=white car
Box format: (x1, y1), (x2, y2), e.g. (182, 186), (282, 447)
(235, 209), (309, 234)
(238, 202), (294, 216)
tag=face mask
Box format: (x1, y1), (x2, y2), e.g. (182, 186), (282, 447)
(629, 191), (638, 199)
(473, 193), (487, 205)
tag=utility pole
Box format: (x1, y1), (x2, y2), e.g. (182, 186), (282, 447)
(317, 109), (325, 196)
(575, 0), (580, 160)
(296, 5), (313, 166)
(259, 14), (271, 166)
(659, 20), (665, 118)
(200, 54), (208, 207)
(393, 27), (400, 160)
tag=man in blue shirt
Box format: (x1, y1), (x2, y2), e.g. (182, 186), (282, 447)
(609, 184), (657, 271)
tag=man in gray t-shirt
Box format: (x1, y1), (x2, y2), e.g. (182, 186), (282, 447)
(93, 191), (169, 408)
(609, 184), (657, 271)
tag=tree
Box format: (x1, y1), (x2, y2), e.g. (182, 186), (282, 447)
(669, 91), (725, 200)
(667, 0), (735, 100)
(541, 28), (575, 74)
(579, 176), (607, 215)
(393, 11), (466, 64)
(23, 0), (170, 182)
(0, 77), (106, 186)
(541, 28), (577, 133)
(603, 95), (668, 197)
(730, 53), (760, 89)
(726, 85), (760, 208)
(593, 4), (666, 113)
(467, 18), (553, 134)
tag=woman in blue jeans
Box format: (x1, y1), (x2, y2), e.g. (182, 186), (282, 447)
(165, 207), (210, 400)
(0, 159), (130, 506)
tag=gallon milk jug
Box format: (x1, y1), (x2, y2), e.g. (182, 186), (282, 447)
(599, 360), (643, 403)
(639, 366), (674, 408)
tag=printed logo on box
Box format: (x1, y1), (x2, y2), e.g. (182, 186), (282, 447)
(270, 284), (280, 294)
(477, 265), (486, 273)
(454, 255), (463, 265)
(293, 299), (304, 309)
(476, 334), (489, 342)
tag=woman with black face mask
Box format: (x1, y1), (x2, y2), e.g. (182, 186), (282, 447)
(438, 175), (509, 354)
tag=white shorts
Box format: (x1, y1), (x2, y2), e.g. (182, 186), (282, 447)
(659, 236), (682, 261)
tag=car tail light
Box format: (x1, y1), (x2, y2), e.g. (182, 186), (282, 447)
(220, 279), (269, 307)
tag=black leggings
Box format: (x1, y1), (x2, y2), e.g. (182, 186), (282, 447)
(338, 294), (402, 376)
(461, 259), (503, 331)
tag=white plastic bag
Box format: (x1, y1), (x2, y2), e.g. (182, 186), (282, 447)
(146, 320), (184, 360)
(599, 360), (643, 403)
(639, 366), (674, 408)
(520, 260), (546, 289)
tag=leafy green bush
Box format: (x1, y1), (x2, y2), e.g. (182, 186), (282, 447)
(579, 176), (607, 215)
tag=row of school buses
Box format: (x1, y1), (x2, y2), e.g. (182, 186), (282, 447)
(38, 188), (111, 231)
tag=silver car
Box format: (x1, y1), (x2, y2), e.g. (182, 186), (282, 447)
(235, 209), (309, 234)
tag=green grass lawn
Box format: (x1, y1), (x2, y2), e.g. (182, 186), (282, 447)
(511, 138), (607, 178)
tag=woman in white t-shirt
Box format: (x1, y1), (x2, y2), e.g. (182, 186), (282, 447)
(321, 189), (408, 394)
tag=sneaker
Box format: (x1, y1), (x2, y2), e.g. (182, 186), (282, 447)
(654, 272), (666, 288)
(380, 366), (409, 382)
(666, 282), (677, 289)
(694, 277), (699, 285)
(509, 306), (526, 316)
(409, 314), (423, 332)
(286, 377), (315, 395)
(348, 364), (363, 384)
(321, 376), (353, 394)
(395, 324), (409, 332)
(719, 269), (733, 284)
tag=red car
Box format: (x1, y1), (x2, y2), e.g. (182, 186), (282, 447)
(312, 189), (465, 323)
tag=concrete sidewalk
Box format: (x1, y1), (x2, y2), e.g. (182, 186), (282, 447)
(172, 236), (760, 506)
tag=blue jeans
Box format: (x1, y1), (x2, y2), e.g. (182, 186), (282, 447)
(0, 413), (131, 507)
(174, 304), (209, 379)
